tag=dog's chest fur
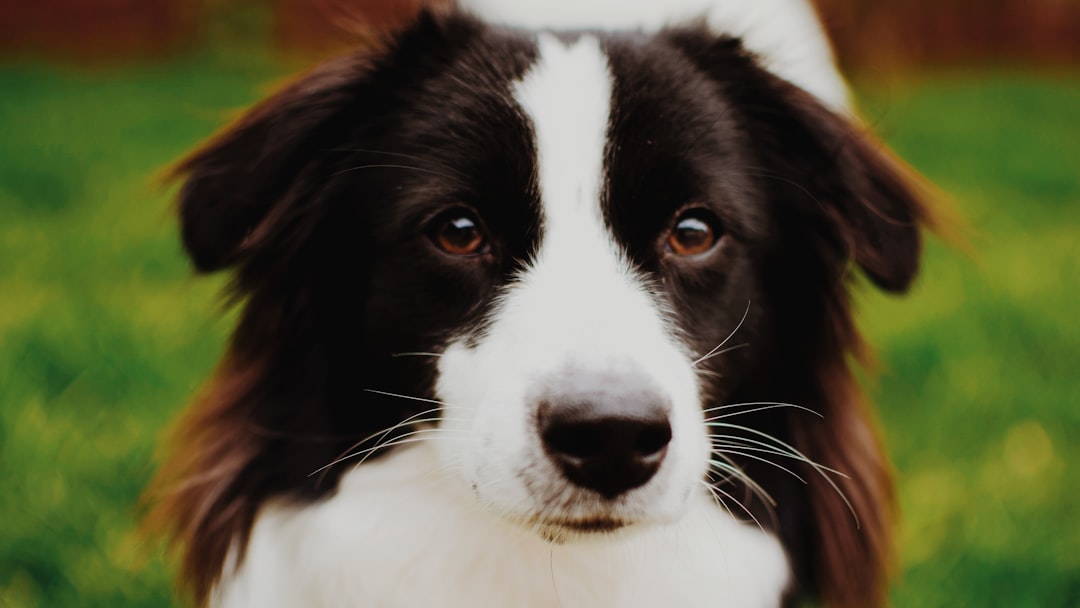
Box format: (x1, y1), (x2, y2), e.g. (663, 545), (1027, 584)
(215, 445), (789, 608)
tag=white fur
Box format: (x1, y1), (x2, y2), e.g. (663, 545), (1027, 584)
(215, 444), (790, 607)
(461, 0), (851, 110)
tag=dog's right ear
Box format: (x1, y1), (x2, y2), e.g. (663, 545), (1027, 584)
(171, 53), (374, 272)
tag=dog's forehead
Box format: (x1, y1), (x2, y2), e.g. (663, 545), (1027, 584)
(497, 30), (761, 257)
(373, 21), (766, 263)
(511, 33), (612, 251)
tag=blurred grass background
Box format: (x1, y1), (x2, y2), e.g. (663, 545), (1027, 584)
(0, 1), (1078, 606)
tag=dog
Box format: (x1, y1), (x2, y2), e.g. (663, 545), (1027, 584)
(148, 1), (931, 606)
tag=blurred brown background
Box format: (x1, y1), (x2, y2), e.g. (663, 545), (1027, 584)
(2, 0), (1079, 69)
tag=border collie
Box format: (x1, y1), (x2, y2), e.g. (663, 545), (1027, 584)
(148, 1), (931, 606)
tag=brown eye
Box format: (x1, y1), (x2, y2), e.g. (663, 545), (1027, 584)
(667, 210), (720, 256)
(432, 212), (489, 256)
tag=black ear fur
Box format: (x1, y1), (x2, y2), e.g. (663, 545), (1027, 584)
(668, 31), (929, 293)
(745, 83), (928, 293)
(172, 53), (373, 272)
(172, 8), (484, 274)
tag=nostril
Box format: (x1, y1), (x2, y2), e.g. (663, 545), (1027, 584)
(542, 423), (604, 460)
(634, 423), (672, 457)
(541, 417), (670, 461)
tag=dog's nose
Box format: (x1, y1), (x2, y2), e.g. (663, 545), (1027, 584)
(538, 389), (672, 499)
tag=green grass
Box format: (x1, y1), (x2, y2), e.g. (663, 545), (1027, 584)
(0, 56), (1076, 607)
(0, 55), (276, 607)
(857, 74), (1080, 606)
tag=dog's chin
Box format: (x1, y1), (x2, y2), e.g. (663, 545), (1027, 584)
(530, 516), (634, 543)
(507, 492), (693, 545)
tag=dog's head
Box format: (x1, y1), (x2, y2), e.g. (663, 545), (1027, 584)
(151, 10), (928, 608)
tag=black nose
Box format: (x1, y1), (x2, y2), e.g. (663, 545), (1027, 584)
(538, 389), (672, 499)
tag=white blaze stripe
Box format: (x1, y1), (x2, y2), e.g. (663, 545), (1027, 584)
(508, 33), (669, 362)
(514, 33), (612, 249)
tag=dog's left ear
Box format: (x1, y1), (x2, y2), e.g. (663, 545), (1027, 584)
(747, 81), (929, 293)
(669, 32), (930, 293)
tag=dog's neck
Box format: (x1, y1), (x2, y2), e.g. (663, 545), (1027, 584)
(212, 442), (790, 608)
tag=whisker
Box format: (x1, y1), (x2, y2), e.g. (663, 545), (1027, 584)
(336, 424), (465, 478)
(362, 389), (446, 406)
(695, 345), (747, 365)
(330, 147), (457, 172)
(350, 427), (456, 467)
(693, 299), (751, 367)
(312, 389), (457, 480)
(391, 351), (444, 359)
(694, 343), (750, 367)
(331, 163), (458, 180)
(309, 388), (472, 481)
(729, 164), (825, 211)
(708, 456), (776, 507)
(710, 435), (846, 477)
(702, 479), (767, 533)
(310, 416), (445, 477)
(712, 445), (808, 483)
(708, 422), (859, 527)
(708, 427), (848, 478)
(704, 402), (823, 420)
(699, 479), (738, 522)
(344, 436), (438, 472)
(703, 400), (822, 417)
(350, 406), (443, 450)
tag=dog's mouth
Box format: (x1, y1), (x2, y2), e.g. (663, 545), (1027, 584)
(529, 515), (633, 542)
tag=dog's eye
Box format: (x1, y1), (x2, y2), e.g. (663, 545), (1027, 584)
(666, 210), (720, 257)
(431, 211), (489, 256)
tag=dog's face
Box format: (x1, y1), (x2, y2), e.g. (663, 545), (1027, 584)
(421, 27), (809, 533)
(430, 31), (753, 534)
(161, 10), (926, 607)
